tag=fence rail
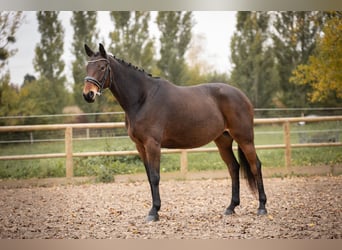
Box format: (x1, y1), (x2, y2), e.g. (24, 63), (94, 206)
(1, 116), (342, 178)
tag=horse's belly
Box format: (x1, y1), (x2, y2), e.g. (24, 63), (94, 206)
(161, 118), (225, 149)
(161, 136), (216, 149)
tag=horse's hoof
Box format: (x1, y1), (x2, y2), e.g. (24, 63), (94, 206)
(257, 208), (267, 215)
(224, 208), (235, 215)
(146, 214), (159, 222)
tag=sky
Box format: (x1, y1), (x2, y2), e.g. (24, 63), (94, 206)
(7, 11), (236, 86)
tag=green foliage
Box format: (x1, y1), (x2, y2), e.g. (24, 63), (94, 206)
(4, 11), (115, 123)
(230, 11), (278, 108)
(230, 11), (336, 108)
(290, 14), (342, 103)
(156, 11), (193, 84)
(1, 144), (341, 181)
(32, 11), (68, 116)
(109, 11), (155, 72)
(272, 11), (325, 108)
(0, 12), (23, 125)
(0, 11), (23, 72)
(184, 34), (230, 85)
(71, 11), (100, 116)
(3, 11), (340, 125)
(73, 143), (143, 183)
(0, 159), (65, 179)
(34, 12), (66, 82)
(19, 77), (66, 121)
(0, 74), (21, 125)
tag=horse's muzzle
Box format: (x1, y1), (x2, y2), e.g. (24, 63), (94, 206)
(83, 91), (96, 103)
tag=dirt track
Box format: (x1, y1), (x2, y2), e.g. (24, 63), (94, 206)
(0, 176), (341, 239)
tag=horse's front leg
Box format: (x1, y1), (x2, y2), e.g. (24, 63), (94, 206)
(138, 138), (161, 222)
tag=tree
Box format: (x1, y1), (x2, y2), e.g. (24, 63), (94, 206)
(71, 11), (99, 115)
(271, 11), (325, 107)
(230, 11), (278, 108)
(33, 11), (67, 115)
(19, 78), (43, 118)
(12, 74), (40, 124)
(290, 14), (342, 103)
(0, 75), (20, 125)
(185, 34), (213, 85)
(0, 11), (23, 73)
(185, 34), (229, 85)
(22, 73), (36, 86)
(156, 11), (193, 84)
(109, 11), (154, 71)
(0, 11), (23, 125)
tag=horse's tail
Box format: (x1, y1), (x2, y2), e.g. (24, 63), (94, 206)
(238, 146), (258, 195)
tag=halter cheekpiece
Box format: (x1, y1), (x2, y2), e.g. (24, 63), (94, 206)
(84, 58), (112, 96)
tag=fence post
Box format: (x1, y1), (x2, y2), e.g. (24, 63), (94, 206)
(283, 121), (291, 171)
(180, 150), (188, 177)
(30, 132), (34, 144)
(65, 127), (73, 179)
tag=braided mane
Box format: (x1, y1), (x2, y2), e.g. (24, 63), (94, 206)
(109, 54), (154, 78)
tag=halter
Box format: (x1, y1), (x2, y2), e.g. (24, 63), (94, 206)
(84, 58), (112, 96)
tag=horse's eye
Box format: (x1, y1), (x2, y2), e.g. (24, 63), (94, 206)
(100, 65), (106, 71)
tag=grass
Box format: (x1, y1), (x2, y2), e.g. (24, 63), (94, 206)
(0, 121), (341, 180)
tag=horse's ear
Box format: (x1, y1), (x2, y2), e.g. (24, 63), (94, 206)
(99, 43), (107, 58)
(84, 44), (94, 57)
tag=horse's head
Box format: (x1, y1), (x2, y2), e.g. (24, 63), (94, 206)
(83, 43), (112, 103)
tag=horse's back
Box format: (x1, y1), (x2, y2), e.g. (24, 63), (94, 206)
(182, 82), (254, 116)
(160, 81), (254, 123)
(201, 82), (251, 103)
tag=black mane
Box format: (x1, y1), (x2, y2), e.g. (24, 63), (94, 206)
(108, 53), (156, 78)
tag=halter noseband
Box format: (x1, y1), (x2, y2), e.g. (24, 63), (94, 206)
(84, 58), (112, 96)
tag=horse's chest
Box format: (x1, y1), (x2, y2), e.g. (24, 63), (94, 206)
(125, 117), (138, 142)
(126, 119), (159, 144)
(127, 123), (140, 144)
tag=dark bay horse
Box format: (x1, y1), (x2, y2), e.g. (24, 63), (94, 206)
(83, 43), (267, 222)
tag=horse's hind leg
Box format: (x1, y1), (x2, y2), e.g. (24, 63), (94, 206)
(238, 143), (267, 215)
(214, 132), (240, 215)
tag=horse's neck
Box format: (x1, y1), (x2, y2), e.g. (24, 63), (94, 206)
(110, 59), (150, 115)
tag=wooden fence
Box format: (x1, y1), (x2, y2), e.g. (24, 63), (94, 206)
(0, 116), (341, 179)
